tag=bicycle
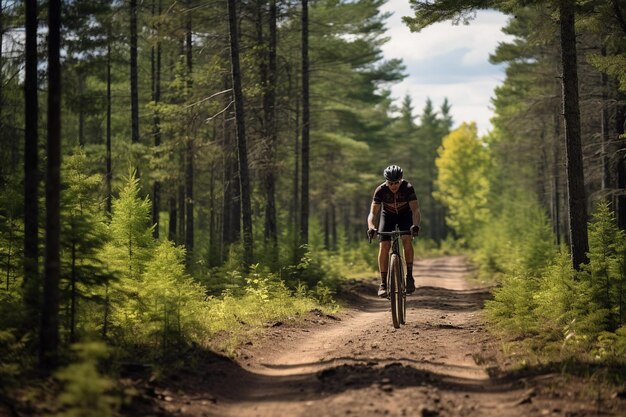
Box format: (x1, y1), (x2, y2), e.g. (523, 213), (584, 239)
(369, 225), (413, 329)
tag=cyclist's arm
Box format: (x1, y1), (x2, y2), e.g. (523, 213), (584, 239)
(409, 200), (421, 227)
(367, 202), (381, 230)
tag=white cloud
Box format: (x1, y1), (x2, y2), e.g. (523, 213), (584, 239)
(379, 0), (513, 135)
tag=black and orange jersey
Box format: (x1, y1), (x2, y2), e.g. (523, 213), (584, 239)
(372, 180), (417, 215)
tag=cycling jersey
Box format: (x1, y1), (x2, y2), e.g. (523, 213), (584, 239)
(372, 180), (417, 215)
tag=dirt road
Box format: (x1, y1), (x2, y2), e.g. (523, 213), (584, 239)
(136, 256), (625, 417)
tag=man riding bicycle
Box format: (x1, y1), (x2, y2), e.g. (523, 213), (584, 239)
(367, 165), (421, 298)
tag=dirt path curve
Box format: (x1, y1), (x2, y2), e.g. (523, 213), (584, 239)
(140, 256), (624, 417)
(200, 255), (540, 417)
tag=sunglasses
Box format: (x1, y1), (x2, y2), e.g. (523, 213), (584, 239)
(387, 180), (400, 186)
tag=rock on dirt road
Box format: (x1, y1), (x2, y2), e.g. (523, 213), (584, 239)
(125, 256), (626, 417)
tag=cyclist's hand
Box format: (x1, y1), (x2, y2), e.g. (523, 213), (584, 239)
(410, 225), (420, 237)
(367, 228), (377, 241)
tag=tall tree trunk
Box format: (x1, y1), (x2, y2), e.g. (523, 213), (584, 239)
(151, 0), (162, 238)
(24, 0), (40, 319)
(261, 0), (278, 266)
(40, 0), (62, 369)
(617, 102), (626, 230)
(227, 0), (253, 268)
(106, 24), (112, 215)
(185, 2), (194, 259)
(300, 0), (310, 246)
(553, 110), (562, 246)
(332, 202), (337, 250)
(130, 0), (139, 144)
(78, 72), (85, 146)
(292, 64), (300, 263)
(209, 160), (216, 266)
(178, 177), (185, 244)
(168, 196), (177, 242)
(69, 240), (77, 343)
(601, 46), (611, 191)
(559, 0), (588, 269)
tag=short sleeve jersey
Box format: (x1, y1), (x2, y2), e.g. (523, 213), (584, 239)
(372, 180), (417, 215)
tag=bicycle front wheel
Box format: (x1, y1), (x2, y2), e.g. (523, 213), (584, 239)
(390, 254), (402, 329)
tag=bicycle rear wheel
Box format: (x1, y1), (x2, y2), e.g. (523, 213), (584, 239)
(399, 270), (406, 325)
(390, 254), (402, 328)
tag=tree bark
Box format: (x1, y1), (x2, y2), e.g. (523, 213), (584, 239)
(24, 0), (40, 318)
(151, 0), (162, 238)
(227, 0), (253, 268)
(40, 0), (62, 369)
(263, 0), (278, 265)
(106, 24), (112, 215)
(601, 46), (611, 191)
(168, 196), (177, 242)
(185, 2), (194, 258)
(553, 110), (562, 246)
(559, 0), (588, 269)
(300, 0), (310, 246)
(130, 0), (139, 144)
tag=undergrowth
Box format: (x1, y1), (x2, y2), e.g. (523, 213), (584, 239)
(478, 200), (626, 377)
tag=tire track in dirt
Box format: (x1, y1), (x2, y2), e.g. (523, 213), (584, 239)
(143, 256), (625, 417)
(208, 255), (531, 417)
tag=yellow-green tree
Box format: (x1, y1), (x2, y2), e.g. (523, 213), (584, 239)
(434, 122), (490, 244)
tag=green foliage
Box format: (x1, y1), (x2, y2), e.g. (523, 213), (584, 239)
(54, 342), (118, 417)
(583, 201), (626, 333)
(205, 263), (327, 353)
(0, 329), (26, 394)
(102, 170), (154, 282)
(60, 149), (112, 339)
(0, 174), (24, 293)
(485, 201), (626, 364)
(134, 240), (209, 351)
(434, 122), (490, 244)
(587, 53), (626, 94)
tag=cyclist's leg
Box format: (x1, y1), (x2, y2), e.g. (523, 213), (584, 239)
(377, 211), (393, 296)
(378, 241), (391, 276)
(401, 235), (413, 265)
(401, 235), (416, 293)
(398, 209), (415, 293)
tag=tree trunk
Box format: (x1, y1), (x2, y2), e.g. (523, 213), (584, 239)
(185, 2), (194, 259)
(151, 0), (162, 238)
(300, 0), (310, 246)
(178, 179), (185, 244)
(559, 0), (589, 269)
(106, 25), (112, 215)
(553, 110), (562, 245)
(40, 0), (62, 369)
(263, 0), (278, 266)
(227, 0), (253, 268)
(168, 196), (177, 242)
(24, 0), (40, 319)
(69, 240), (77, 343)
(617, 103), (626, 230)
(130, 0), (139, 144)
(78, 72), (85, 146)
(292, 64), (300, 263)
(601, 47), (611, 191)
(331, 202), (337, 250)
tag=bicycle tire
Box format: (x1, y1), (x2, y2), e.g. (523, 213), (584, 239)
(399, 269), (406, 325)
(390, 254), (401, 328)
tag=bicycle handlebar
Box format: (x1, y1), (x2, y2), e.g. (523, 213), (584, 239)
(376, 230), (412, 236)
(368, 229), (413, 243)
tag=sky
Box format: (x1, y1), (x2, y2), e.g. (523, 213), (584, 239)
(379, 1), (514, 136)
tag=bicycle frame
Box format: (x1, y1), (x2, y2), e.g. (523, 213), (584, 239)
(374, 225), (412, 328)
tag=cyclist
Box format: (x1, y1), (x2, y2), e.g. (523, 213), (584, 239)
(367, 165), (421, 297)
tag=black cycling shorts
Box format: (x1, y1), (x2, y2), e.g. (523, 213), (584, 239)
(379, 210), (412, 241)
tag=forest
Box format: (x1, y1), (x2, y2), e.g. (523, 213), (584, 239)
(0, 0), (625, 415)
